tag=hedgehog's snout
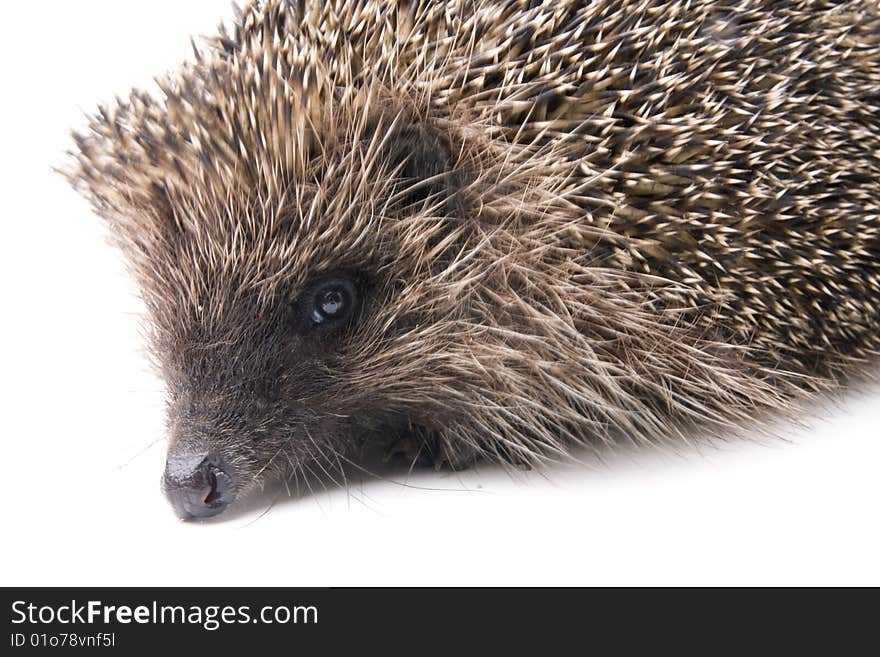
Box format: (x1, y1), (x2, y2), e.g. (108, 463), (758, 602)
(162, 451), (238, 520)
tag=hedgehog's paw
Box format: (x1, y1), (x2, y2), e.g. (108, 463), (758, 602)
(383, 432), (480, 471)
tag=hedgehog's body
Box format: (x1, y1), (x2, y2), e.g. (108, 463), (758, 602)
(70, 0), (880, 518)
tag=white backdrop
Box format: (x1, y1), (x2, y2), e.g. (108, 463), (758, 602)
(1, 0), (878, 586)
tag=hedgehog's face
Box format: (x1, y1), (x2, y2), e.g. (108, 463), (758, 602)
(153, 120), (473, 518)
(159, 272), (379, 518)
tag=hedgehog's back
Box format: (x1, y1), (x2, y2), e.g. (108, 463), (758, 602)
(403, 0), (880, 374)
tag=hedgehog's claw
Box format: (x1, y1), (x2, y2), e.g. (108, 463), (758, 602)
(383, 433), (434, 468)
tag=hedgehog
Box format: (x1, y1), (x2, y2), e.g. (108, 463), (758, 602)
(67, 0), (880, 519)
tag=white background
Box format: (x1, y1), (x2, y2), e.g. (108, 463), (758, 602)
(1, 0), (878, 586)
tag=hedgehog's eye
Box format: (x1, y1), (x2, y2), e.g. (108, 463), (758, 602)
(308, 278), (357, 326)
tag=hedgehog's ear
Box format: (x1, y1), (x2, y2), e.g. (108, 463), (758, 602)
(383, 124), (461, 216)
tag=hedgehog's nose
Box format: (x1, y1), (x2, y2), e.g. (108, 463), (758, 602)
(162, 451), (237, 519)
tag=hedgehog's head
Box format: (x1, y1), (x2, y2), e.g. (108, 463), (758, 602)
(66, 17), (536, 517)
